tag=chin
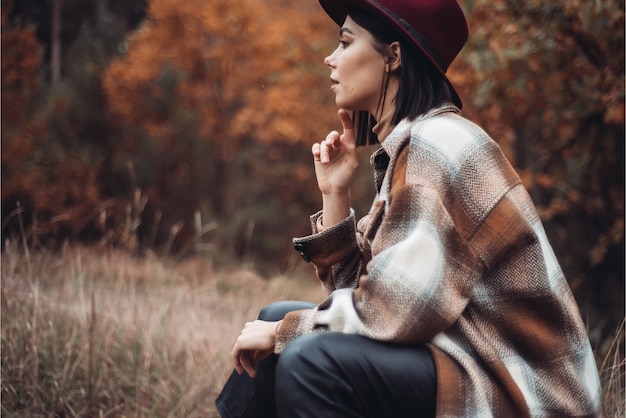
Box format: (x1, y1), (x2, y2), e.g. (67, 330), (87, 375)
(334, 100), (357, 111)
(335, 98), (369, 113)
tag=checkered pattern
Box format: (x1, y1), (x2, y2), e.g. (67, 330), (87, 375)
(278, 105), (602, 417)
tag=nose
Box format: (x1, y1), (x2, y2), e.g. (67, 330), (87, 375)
(324, 48), (337, 69)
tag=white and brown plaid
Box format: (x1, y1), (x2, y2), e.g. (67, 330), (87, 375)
(279, 105), (602, 417)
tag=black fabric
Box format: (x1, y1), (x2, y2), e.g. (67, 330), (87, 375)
(276, 332), (436, 418)
(216, 302), (437, 418)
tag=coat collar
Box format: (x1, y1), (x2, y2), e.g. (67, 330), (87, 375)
(370, 103), (460, 193)
(379, 103), (460, 158)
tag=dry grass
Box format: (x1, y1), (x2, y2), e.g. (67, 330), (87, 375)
(1, 243), (623, 417)
(598, 318), (625, 418)
(1, 243), (322, 417)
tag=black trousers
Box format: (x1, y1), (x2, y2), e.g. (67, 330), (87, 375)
(215, 301), (437, 418)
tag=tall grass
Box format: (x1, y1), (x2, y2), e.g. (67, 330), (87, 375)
(1, 242), (623, 417)
(1, 243), (321, 417)
(599, 318), (625, 418)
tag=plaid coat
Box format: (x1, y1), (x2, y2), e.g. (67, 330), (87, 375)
(278, 105), (602, 417)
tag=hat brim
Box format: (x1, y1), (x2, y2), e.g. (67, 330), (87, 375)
(318, 0), (463, 108)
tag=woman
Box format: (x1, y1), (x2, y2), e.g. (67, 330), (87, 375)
(216, 0), (602, 417)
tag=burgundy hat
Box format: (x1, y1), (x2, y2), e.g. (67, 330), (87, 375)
(318, 0), (468, 107)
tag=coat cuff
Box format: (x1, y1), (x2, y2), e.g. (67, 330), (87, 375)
(275, 308), (318, 353)
(292, 209), (356, 264)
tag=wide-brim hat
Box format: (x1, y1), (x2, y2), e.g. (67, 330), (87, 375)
(318, 0), (468, 108)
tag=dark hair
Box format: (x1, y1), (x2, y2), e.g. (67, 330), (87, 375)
(348, 9), (455, 146)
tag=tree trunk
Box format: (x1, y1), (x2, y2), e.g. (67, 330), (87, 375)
(51, 0), (62, 84)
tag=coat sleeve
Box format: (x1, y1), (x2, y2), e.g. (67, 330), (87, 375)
(292, 209), (365, 296)
(343, 182), (485, 342)
(276, 209), (365, 353)
(276, 181), (485, 353)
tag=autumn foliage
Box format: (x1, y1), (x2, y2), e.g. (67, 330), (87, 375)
(98, 0), (340, 256)
(1, 0), (623, 347)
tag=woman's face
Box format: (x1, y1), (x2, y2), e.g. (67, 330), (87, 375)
(324, 16), (387, 113)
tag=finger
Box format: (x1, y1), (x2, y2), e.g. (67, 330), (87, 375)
(312, 143), (321, 162)
(240, 351), (257, 378)
(234, 360), (244, 375)
(231, 346), (244, 375)
(325, 130), (341, 148)
(337, 109), (355, 147)
(321, 131), (339, 163)
(253, 349), (272, 363)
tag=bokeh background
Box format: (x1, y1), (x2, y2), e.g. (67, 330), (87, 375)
(2, 0), (624, 416)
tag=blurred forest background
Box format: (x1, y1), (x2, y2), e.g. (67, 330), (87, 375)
(2, 0), (624, 357)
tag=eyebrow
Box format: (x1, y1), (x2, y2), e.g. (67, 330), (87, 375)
(339, 27), (355, 36)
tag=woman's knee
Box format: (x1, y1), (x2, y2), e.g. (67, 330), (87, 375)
(276, 333), (437, 417)
(277, 332), (319, 370)
(276, 332), (343, 380)
(277, 332), (436, 392)
(257, 301), (315, 321)
(275, 333), (364, 416)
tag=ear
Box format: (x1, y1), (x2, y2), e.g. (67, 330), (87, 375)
(387, 41), (401, 72)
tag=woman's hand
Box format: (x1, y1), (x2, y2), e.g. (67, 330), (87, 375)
(312, 109), (359, 227)
(230, 320), (281, 378)
(312, 109), (359, 195)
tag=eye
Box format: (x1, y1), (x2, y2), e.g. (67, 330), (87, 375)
(339, 40), (349, 48)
